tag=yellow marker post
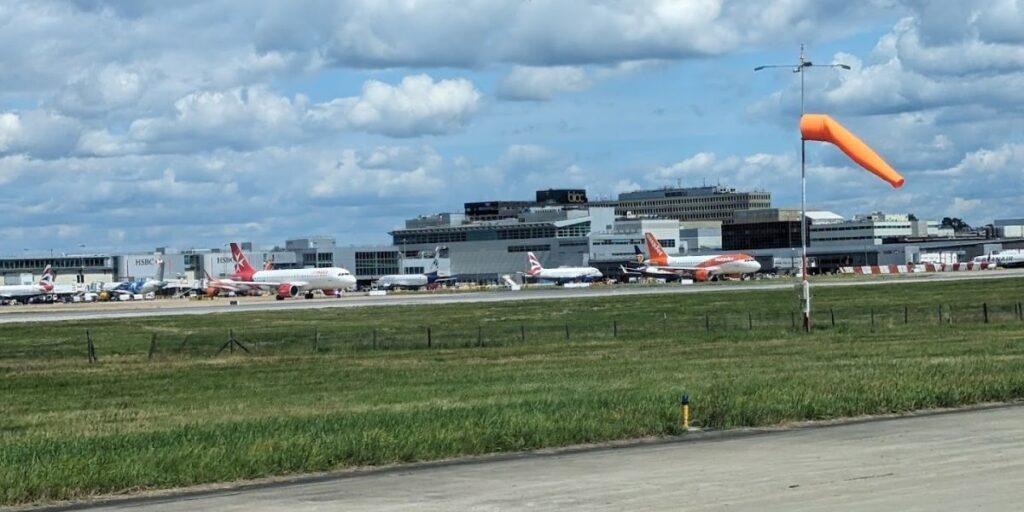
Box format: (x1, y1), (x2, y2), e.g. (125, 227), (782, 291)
(680, 394), (690, 430)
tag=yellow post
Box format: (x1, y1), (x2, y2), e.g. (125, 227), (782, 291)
(680, 394), (690, 429)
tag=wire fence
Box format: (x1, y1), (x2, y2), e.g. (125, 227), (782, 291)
(5, 300), (1023, 362)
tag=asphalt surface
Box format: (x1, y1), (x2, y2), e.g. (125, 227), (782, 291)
(2, 269), (1022, 324)
(63, 404), (1024, 511)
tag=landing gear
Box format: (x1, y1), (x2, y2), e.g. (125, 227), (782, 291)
(304, 292), (315, 300)
(275, 295), (285, 301)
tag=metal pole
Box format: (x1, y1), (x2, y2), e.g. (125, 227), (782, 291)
(799, 45), (810, 333)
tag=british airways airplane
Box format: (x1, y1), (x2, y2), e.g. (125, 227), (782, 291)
(0, 265), (55, 302)
(525, 252), (602, 284)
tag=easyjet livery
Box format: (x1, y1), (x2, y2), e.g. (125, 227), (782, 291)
(228, 243), (357, 299)
(630, 233), (760, 281)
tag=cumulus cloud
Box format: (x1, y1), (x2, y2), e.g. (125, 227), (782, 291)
(0, 75), (484, 158)
(0, 110), (83, 159)
(497, 66), (592, 101)
(309, 75), (481, 137)
(261, 0), (883, 68)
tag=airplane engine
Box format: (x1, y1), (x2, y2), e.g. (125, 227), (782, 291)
(276, 283), (299, 299)
(204, 287), (219, 298)
(693, 269), (712, 282)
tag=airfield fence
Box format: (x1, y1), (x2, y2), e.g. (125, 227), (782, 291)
(3, 299), (1023, 362)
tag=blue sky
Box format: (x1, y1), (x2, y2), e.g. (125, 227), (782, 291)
(1, 1), (1021, 253)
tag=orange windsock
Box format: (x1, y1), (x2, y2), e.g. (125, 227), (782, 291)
(800, 114), (904, 188)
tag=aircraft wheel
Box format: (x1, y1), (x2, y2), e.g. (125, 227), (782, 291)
(275, 295), (285, 301)
(304, 292), (314, 299)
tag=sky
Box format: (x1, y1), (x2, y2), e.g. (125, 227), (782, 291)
(1, 0), (1022, 254)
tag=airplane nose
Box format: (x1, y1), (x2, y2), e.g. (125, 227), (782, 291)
(747, 260), (761, 273)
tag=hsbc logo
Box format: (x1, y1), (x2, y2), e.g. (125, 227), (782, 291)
(134, 258), (156, 266)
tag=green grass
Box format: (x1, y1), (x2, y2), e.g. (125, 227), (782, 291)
(2, 277), (1024, 505)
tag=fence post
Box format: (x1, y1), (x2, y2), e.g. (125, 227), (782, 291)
(564, 323), (570, 341)
(520, 325), (526, 343)
(86, 329), (97, 363)
(904, 305), (908, 324)
(830, 307), (835, 327)
(477, 325), (482, 347)
(613, 320), (618, 338)
(983, 303), (989, 324)
(148, 333), (157, 360)
(218, 329), (249, 355)
(790, 311), (795, 330)
(747, 312), (753, 330)
(372, 329), (377, 350)
(705, 313), (710, 333)
(937, 304), (942, 325)
(314, 327), (320, 352)
(870, 308), (875, 332)
(427, 327), (432, 348)
(1019, 302), (1023, 321)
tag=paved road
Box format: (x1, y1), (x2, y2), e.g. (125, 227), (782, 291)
(66, 404), (1024, 511)
(3, 269), (1022, 324)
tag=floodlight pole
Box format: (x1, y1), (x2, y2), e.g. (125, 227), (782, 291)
(755, 44), (849, 332)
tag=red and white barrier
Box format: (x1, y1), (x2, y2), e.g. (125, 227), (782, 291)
(839, 262), (998, 274)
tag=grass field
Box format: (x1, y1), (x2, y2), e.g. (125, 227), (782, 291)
(3, 277), (1024, 506)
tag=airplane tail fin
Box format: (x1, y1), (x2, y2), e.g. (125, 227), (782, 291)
(634, 245), (646, 264)
(230, 243), (256, 276)
(430, 246), (442, 272)
(39, 265), (55, 290)
(644, 233), (668, 264)
(527, 252), (543, 276)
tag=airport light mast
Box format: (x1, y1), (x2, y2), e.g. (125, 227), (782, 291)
(755, 44), (850, 332)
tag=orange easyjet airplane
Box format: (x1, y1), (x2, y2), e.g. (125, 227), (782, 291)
(627, 232), (761, 281)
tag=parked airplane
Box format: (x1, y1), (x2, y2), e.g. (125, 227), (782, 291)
(103, 257), (169, 297)
(0, 265), (55, 303)
(525, 252), (602, 284)
(375, 247), (456, 290)
(203, 261), (274, 297)
(229, 243), (357, 299)
(973, 249), (1024, 268)
(626, 233), (761, 281)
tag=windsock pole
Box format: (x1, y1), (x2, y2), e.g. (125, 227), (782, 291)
(799, 54), (811, 332)
(756, 45), (852, 332)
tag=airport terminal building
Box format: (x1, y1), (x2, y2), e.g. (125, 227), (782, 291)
(2, 185), (1023, 288)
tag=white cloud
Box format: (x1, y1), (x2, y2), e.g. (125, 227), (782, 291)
(0, 110), (83, 159)
(497, 66), (592, 101)
(309, 75), (481, 137)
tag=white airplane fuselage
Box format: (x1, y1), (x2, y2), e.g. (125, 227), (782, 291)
(0, 283), (50, 299)
(533, 266), (603, 282)
(251, 268), (357, 293)
(653, 254), (762, 276)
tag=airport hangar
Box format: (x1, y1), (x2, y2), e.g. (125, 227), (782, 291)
(2, 186), (1023, 287)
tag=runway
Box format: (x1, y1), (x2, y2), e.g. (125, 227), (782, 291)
(59, 404), (1024, 511)
(2, 269), (1022, 324)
